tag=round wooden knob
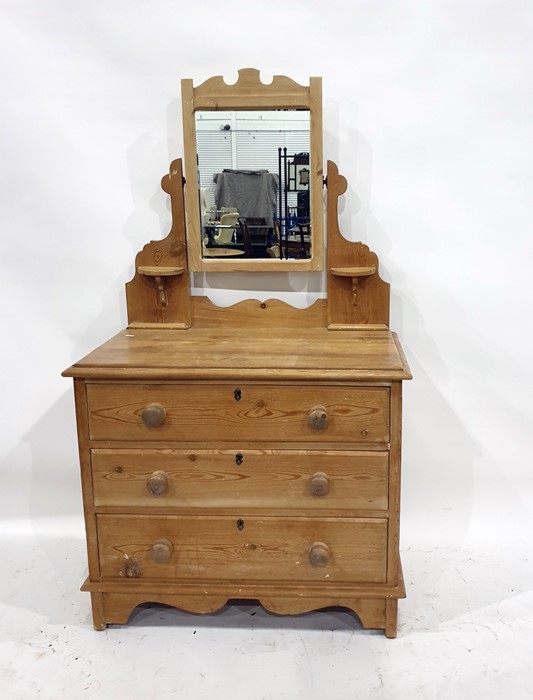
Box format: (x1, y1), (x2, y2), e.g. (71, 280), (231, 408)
(146, 470), (169, 496)
(309, 542), (330, 567)
(308, 405), (328, 431)
(150, 538), (173, 564)
(142, 403), (166, 428)
(309, 472), (330, 497)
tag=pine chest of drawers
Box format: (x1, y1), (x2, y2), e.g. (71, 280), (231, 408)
(64, 323), (411, 636)
(62, 70), (414, 636)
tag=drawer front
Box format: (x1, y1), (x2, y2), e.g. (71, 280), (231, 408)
(87, 384), (389, 443)
(97, 514), (387, 583)
(92, 448), (389, 511)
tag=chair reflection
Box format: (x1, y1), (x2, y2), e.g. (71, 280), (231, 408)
(267, 220), (282, 258)
(213, 212), (240, 245)
(237, 217), (254, 257)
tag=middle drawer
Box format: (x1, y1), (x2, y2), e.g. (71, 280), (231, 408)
(91, 449), (389, 511)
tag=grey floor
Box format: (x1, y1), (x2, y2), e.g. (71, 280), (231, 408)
(1, 513), (532, 700)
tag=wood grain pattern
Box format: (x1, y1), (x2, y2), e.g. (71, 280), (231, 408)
(186, 68), (311, 109)
(90, 592), (106, 630)
(97, 514), (388, 583)
(73, 379), (101, 578)
(91, 448), (389, 511)
(125, 159), (191, 326)
(387, 382), (403, 586)
(326, 161), (390, 327)
(385, 599), (399, 639)
(92, 593), (394, 632)
(191, 296), (327, 328)
(62, 327), (411, 381)
(261, 596), (388, 630)
(81, 563), (406, 631)
(101, 593), (228, 626)
(82, 567), (406, 598)
(86, 384), (390, 444)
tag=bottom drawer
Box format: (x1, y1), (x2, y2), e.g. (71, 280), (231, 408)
(97, 514), (387, 583)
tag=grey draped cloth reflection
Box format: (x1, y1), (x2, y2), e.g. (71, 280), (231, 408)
(214, 170), (279, 225)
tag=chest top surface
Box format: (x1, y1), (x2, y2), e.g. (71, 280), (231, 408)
(63, 325), (411, 381)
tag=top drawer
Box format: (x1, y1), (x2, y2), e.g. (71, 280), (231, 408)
(86, 384), (390, 444)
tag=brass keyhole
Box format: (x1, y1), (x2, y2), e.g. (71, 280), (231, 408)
(235, 453), (244, 465)
(234, 388), (242, 401)
(236, 519), (245, 531)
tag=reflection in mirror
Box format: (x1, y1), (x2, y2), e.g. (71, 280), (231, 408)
(196, 110), (311, 261)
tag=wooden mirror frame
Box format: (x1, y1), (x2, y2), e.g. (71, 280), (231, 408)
(181, 68), (324, 272)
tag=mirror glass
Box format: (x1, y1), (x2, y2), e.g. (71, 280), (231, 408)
(196, 110), (311, 261)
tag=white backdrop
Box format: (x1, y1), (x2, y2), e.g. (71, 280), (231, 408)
(1, 0), (532, 593)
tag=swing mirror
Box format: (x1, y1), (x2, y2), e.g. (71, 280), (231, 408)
(181, 68), (323, 272)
